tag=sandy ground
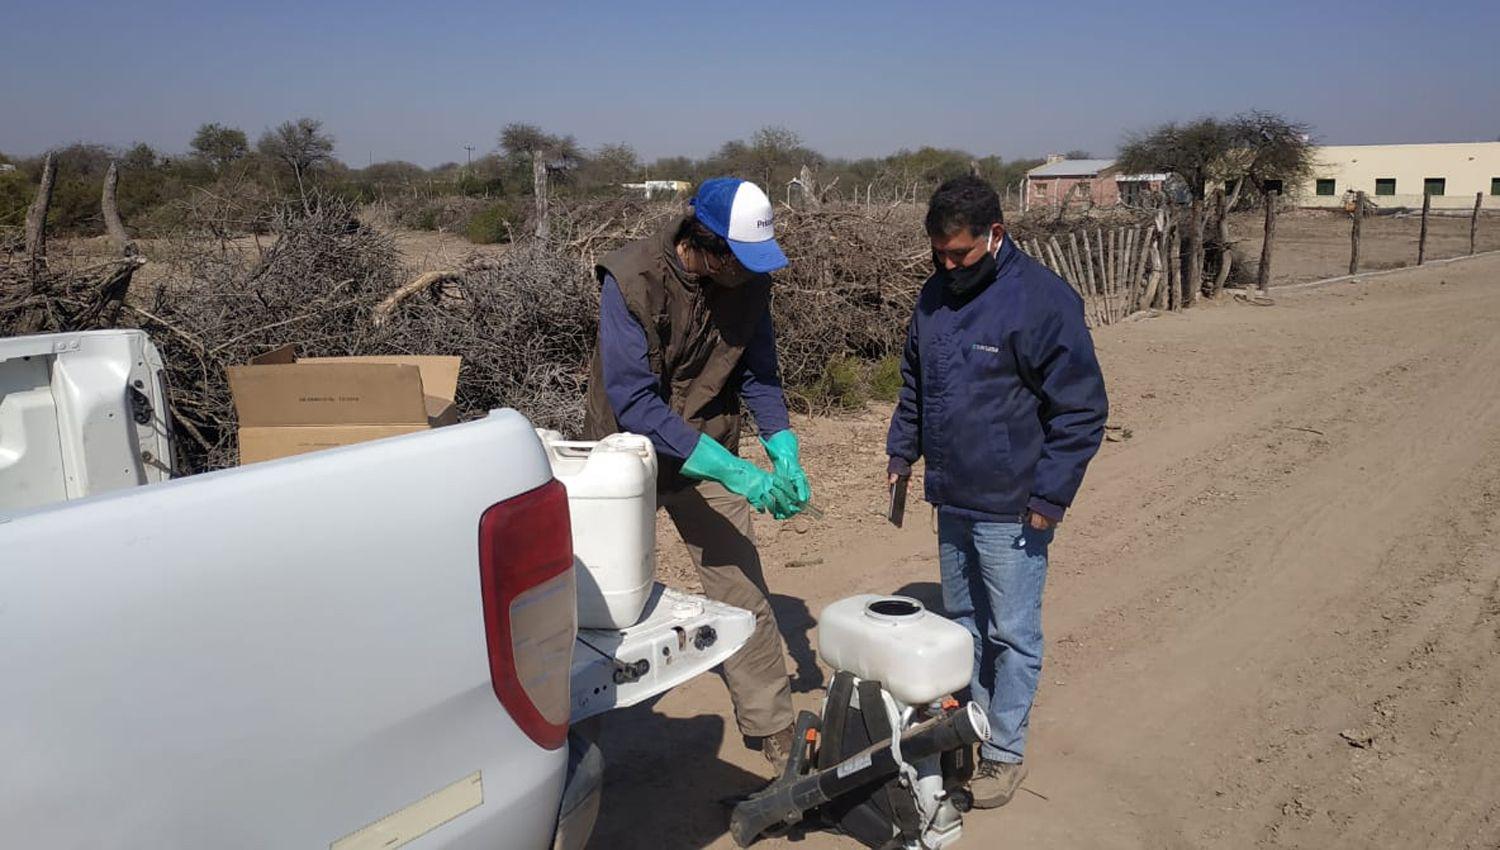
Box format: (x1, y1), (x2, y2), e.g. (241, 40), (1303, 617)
(1230, 208), (1500, 288)
(587, 252), (1500, 849)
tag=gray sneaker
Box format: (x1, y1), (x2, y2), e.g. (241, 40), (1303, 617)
(970, 759), (1027, 809)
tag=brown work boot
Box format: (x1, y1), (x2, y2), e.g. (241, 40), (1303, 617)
(760, 725), (796, 775)
(970, 759), (1027, 809)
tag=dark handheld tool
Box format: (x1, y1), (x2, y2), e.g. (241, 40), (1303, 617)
(887, 476), (909, 528)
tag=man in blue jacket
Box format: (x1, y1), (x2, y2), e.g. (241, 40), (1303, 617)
(886, 175), (1108, 808)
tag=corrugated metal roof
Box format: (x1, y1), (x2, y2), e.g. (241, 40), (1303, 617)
(1028, 159), (1116, 178)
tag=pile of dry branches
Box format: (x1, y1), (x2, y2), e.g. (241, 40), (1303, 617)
(372, 241), (598, 435)
(2, 153), (146, 336)
(769, 204), (928, 397)
(1, 255), (144, 335)
(6, 192), (1043, 473)
(129, 202), (401, 471)
(132, 201), (598, 471)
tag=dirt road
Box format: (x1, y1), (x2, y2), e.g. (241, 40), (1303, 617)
(588, 254), (1500, 849)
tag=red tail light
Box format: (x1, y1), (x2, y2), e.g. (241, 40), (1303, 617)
(478, 479), (575, 750)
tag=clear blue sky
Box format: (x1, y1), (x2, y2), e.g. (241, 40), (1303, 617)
(3, 0), (1497, 167)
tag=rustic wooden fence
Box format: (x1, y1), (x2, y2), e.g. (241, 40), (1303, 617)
(1014, 211), (1180, 328)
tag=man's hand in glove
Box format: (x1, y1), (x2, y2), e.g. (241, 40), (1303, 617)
(682, 434), (799, 518)
(760, 430), (812, 515)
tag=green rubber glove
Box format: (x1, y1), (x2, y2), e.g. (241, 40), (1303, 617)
(681, 434), (796, 517)
(760, 430), (812, 508)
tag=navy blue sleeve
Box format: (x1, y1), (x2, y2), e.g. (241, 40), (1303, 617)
(598, 275), (702, 460)
(737, 307), (791, 437)
(1019, 285), (1108, 520)
(884, 298), (923, 474)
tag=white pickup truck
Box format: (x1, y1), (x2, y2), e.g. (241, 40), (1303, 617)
(0, 330), (753, 849)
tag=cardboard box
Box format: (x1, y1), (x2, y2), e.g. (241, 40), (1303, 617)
(228, 345), (462, 465)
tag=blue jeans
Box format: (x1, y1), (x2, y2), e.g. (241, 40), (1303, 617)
(938, 513), (1051, 764)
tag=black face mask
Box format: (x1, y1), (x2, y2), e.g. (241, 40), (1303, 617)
(933, 232), (998, 299)
(711, 262), (755, 289)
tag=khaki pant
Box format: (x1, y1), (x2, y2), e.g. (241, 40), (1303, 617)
(660, 480), (794, 738)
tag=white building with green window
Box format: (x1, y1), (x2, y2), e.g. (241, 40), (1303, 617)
(1296, 142), (1500, 210)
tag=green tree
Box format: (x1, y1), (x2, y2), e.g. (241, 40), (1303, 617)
(190, 123), (250, 171)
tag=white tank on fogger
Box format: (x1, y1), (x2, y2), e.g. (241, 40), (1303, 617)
(817, 595), (973, 706)
(536, 430), (658, 629)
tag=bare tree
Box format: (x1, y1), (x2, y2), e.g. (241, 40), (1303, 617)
(749, 126), (807, 191)
(256, 118), (336, 202)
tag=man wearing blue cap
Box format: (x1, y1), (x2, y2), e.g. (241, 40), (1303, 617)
(584, 177), (810, 771)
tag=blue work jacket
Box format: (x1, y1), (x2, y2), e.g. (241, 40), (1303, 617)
(886, 235), (1108, 521)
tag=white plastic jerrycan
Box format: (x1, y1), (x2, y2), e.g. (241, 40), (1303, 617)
(817, 595), (974, 707)
(536, 430), (658, 629)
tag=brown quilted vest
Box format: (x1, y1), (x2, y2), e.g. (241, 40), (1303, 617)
(584, 215), (772, 484)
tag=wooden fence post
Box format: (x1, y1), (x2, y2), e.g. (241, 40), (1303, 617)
(1417, 191), (1431, 265)
(1183, 195), (1204, 307)
(1257, 190), (1278, 293)
(1349, 191), (1364, 275)
(1167, 212), (1181, 310)
(1472, 191), (1483, 255)
(1210, 188), (1230, 296)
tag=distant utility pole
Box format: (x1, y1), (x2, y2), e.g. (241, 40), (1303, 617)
(464, 145), (475, 173)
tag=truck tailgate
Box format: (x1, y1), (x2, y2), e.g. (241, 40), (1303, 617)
(571, 584), (753, 722)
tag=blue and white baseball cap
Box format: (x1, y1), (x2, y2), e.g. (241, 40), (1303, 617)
(690, 177), (789, 273)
